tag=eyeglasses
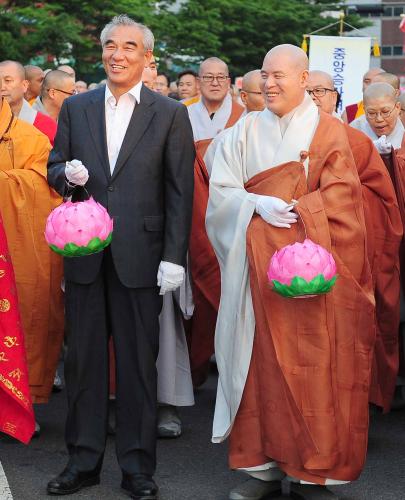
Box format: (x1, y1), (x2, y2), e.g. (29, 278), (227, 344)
(241, 89), (262, 95)
(366, 105), (396, 120)
(307, 88), (336, 98)
(199, 75), (229, 83)
(47, 88), (77, 96)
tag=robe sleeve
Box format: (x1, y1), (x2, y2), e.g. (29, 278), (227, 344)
(206, 123), (260, 442)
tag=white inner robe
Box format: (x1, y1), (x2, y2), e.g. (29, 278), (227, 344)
(188, 94), (233, 141)
(350, 114), (404, 148)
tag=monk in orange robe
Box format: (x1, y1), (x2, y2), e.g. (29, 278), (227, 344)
(187, 57), (244, 386)
(206, 45), (392, 500)
(0, 94), (64, 404)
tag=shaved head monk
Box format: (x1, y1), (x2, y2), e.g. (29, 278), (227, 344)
(32, 69), (75, 121)
(372, 71), (400, 96)
(307, 70), (338, 116)
(342, 67), (385, 123)
(352, 82), (403, 151)
(239, 70), (265, 113)
(206, 44), (400, 500)
(24, 65), (44, 105)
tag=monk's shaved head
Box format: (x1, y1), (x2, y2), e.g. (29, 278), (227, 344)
(372, 72), (400, 91)
(41, 70), (74, 98)
(261, 44), (309, 117)
(363, 67), (385, 91)
(308, 70), (334, 89)
(264, 44), (308, 72)
(0, 60), (25, 80)
(242, 69), (261, 89)
(364, 82), (397, 105)
(24, 64), (43, 80)
(199, 57), (229, 76)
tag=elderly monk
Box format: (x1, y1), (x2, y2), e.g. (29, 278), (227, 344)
(0, 85), (64, 407)
(32, 69), (75, 122)
(24, 65), (44, 106)
(342, 67), (385, 123)
(75, 80), (88, 94)
(187, 57), (244, 387)
(206, 44), (384, 500)
(307, 70), (338, 116)
(0, 61), (57, 145)
(240, 70), (265, 114)
(352, 83), (404, 149)
(178, 70), (200, 106)
(308, 72), (403, 412)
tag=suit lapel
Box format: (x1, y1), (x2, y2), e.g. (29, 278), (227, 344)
(111, 86), (156, 181)
(85, 86), (111, 181)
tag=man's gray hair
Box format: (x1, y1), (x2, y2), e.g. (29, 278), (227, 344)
(100, 14), (154, 52)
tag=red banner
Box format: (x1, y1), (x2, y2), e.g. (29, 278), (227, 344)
(0, 214), (34, 444)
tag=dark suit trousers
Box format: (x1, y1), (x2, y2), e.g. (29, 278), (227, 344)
(64, 249), (162, 475)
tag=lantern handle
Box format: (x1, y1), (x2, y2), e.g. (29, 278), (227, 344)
(293, 204), (308, 241)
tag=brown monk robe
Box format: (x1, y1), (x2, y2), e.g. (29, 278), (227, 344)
(188, 102), (244, 386)
(229, 112), (379, 484)
(0, 97), (64, 403)
(346, 126), (403, 412)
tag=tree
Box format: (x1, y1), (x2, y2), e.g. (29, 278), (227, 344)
(157, 0), (370, 77)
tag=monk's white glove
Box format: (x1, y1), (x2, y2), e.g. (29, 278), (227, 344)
(65, 159), (89, 186)
(157, 261), (185, 295)
(255, 195), (298, 228)
(373, 135), (392, 155)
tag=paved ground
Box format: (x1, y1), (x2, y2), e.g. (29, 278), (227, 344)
(1, 372), (405, 500)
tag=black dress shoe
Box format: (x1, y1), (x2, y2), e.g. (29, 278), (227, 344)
(47, 466), (100, 495)
(121, 473), (158, 499)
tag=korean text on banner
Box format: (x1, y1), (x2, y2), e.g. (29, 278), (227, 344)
(309, 35), (371, 114)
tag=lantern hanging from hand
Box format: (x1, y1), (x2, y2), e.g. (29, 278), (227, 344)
(45, 197), (113, 257)
(268, 239), (337, 298)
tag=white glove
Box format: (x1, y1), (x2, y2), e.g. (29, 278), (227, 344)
(373, 135), (392, 155)
(65, 159), (89, 186)
(255, 195), (298, 228)
(157, 261), (185, 295)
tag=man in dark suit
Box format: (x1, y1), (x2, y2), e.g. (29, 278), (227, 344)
(46, 15), (195, 499)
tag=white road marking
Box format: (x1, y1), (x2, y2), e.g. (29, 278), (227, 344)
(0, 461), (13, 499)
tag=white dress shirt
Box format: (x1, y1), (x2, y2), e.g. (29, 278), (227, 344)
(105, 81), (142, 173)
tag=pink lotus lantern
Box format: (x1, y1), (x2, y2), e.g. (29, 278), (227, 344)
(45, 197), (113, 257)
(268, 238), (337, 298)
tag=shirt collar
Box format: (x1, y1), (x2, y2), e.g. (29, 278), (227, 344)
(105, 80), (143, 106)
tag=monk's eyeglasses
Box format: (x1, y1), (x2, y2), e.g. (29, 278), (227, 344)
(366, 106), (396, 120)
(307, 88), (336, 98)
(47, 88), (77, 96)
(241, 89), (262, 95)
(199, 75), (229, 83)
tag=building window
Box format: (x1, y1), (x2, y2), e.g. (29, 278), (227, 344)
(381, 46), (393, 56)
(394, 7), (404, 17)
(393, 46), (403, 56)
(383, 6), (392, 16)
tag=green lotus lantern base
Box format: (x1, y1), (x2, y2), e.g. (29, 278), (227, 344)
(271, 274), (337, 298)
(49, 233), (113, 258)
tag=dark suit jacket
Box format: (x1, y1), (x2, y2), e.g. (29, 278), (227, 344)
(47, 84), (195, 288)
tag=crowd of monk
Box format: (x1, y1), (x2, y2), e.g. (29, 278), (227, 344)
(0, 28), (405, 500)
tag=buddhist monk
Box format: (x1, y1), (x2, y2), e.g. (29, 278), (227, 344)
(24, 65), (44, 106)
(57, 64), (76, 80)
(32, 69), (75, 122)
(188, 57), (244, 387)
(206, 44), (384, 500)
(342, 67), (385, 123)
(308, 72), (403, 413)
(239, 70), (266, 114)
(0, 86), (64, 415)
(0, 60), (57, 145)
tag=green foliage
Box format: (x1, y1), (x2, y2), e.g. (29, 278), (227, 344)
(0, 0), (370, 79)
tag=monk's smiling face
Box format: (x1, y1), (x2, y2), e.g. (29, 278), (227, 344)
(261, 45), (308, 117)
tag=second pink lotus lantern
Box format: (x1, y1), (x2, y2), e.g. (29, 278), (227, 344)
(45, 197), (113, 257)
(268, 238), (337, 298)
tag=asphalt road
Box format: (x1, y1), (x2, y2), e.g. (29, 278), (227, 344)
(1, 372), (405, 500)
